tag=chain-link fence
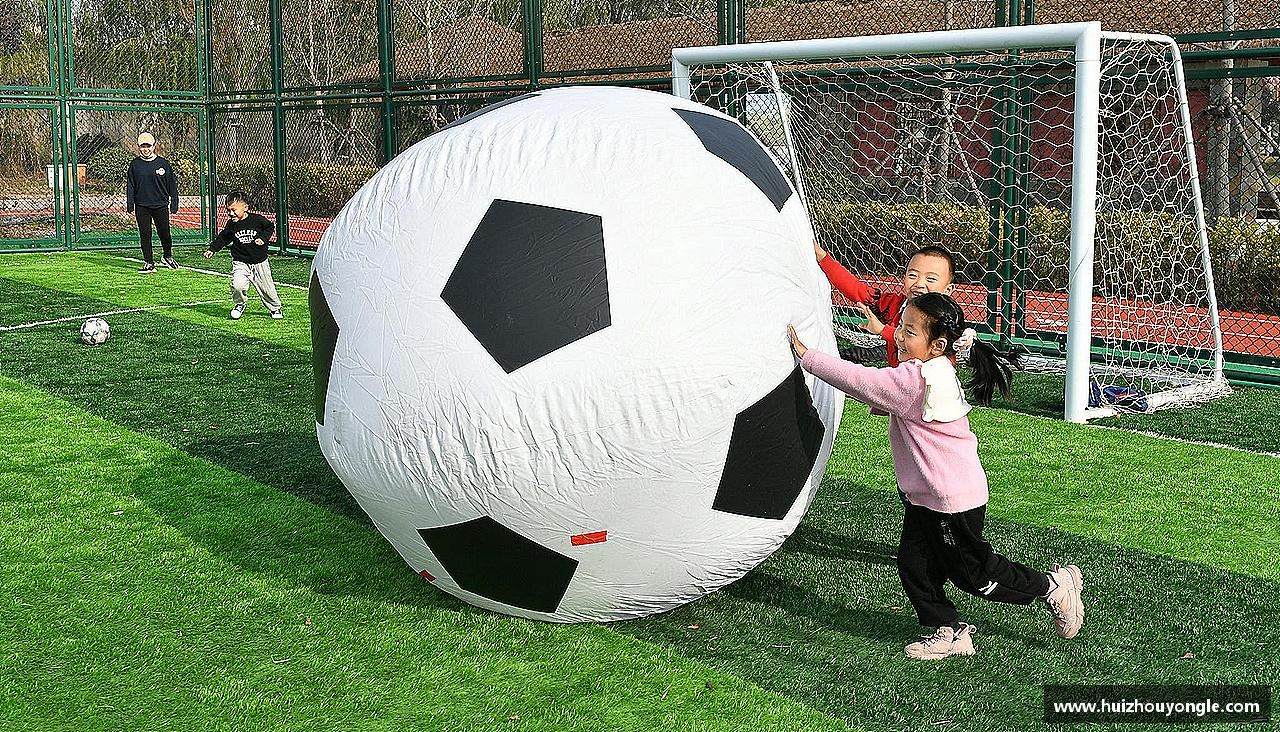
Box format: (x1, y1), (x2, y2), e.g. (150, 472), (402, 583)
(69, 0), (202, 94)
(69, 105), (206, 244)
(1, 0), (1277, 379)
(0, 104), (59, 248)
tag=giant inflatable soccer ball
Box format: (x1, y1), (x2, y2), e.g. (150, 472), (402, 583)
(311, 86), (842, 622)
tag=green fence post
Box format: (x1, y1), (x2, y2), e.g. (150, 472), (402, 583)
(379, 0), (395, 162)
(527, 0), (542, 90)
(270, 0), (288, 254)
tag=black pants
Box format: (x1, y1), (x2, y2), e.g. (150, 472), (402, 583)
(897, 497), (1050, 628)
(135, 205), (173, 263)
(839, 342), (889, 364)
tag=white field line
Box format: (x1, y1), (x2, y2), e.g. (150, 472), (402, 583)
(0, 300), (224, 332)
(988, 400), (1280, 459)
(117, 255), (309, 291)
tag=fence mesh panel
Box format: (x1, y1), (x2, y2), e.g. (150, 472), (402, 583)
(742, 0), (1000, 43)
(210, 0), (274, 95)
(0, 106), (57, 245)
(281, 103), (383, 250)
(70, 0), (201, 93)
(71, 106), (203, 241)
(280, 0), (380, 89)
(388, 0), (526, 84)
(540, 0), (717, 76)
(3, 0), (53, 89)
(212, 105), (277, 241)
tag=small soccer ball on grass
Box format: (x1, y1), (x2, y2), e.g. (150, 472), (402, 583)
(80, 317), (110, 346)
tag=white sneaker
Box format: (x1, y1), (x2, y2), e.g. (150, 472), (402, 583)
(1044, 563), (1085, 639)
(230, 305), (245, 320)
(904, 623), (977, 660)
(270, 310), (283, 320)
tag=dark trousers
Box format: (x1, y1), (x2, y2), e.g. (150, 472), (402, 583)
(839, 342), (890, 364)
(135, 205), (173, 263)
(897, 497), (1050, 628)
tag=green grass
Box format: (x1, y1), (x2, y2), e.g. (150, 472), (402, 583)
(0, 251), (310, 349)
(991, 371), (1280, 455)
(2, 252), (1279, 730)
(0, 375), (854, 732)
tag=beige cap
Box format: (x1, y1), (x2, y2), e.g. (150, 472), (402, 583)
(137, 132), (155, 146)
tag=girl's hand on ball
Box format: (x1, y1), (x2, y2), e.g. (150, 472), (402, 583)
(813, 240), (827, 262)
(202, 250), (213, 259)
(256, 238), (265, 246)
(788, 325), (808, 359)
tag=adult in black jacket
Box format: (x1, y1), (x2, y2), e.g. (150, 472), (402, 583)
(126, 132), (180, 272)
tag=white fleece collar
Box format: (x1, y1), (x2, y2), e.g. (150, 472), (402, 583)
(912, 357), (972, 422)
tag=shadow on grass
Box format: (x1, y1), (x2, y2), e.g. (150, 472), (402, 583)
(120, 461), (474, 614)
(778, 521), (896, 568)
(186, 430), (369, 525)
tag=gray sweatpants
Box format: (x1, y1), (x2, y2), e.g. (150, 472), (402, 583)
(231, 259), (282, 312)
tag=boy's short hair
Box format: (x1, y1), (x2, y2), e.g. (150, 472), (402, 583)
(909, 245), (956, 280)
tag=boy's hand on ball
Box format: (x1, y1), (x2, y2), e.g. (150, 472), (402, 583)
(787, 325), (808, 359)
(853, 302), (885, 335)
(202, 250), (213, 259)
(813, 240), (827, 262)
(255, 238), (265, 246)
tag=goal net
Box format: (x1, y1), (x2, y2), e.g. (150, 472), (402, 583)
(673, 23), (1232, 422)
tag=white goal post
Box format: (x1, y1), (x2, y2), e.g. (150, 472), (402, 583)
(673, 22), (1232, 423)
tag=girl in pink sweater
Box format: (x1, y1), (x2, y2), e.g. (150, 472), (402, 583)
(788, 292), (1085, 660)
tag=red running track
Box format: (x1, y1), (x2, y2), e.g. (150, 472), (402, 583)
(837, 275), (1280, 359)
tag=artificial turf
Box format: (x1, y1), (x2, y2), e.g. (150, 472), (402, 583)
(1, 252), (1277, 730)
(0, 375), (855, 732)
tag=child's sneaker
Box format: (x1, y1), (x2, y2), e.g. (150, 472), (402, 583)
(270, 310), (283, 320)
(163, 256), (179, 269)
(904, 623), (977, 660)
(138, 262), (156, 273)
(230, 304), (245, 320)
(1043, 563), (1084, 639)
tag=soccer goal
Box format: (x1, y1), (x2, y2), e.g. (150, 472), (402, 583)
(673, 22), (1232, 422)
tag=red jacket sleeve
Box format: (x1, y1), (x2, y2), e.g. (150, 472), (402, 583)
(819, 254), (876, 305)
(880, 325), (899, 367)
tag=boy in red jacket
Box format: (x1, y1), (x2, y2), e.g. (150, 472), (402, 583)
(815, 241), (956, 367)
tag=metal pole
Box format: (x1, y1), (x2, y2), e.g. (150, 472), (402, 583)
(763, 61), (809, 211)
(1167, 38), (1228, 383)
(1064, 22), (1102, 422)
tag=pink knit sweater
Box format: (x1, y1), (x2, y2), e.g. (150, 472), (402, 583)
(801, 350), (989, 513)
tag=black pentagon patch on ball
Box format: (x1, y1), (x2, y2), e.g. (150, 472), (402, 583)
(673, 108), (794, 211)
(419, 516), (578, 614)
(712, 366), (825, 520)
(309, 271), (340, 426)
(437, 93), (540, 134)
(442, 199), (610, 373)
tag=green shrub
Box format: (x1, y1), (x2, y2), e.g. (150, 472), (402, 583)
(168, 154), (201, 195)
(214, 160), (375, 218)
(811, 199), (1279, 316)
(214, 160), (275, 209)
(85, 146), (133, 183)
(286, 162), (377, 217)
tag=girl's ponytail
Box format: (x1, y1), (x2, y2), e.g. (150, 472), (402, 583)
(910, 292), (1020, 406)
(964, 338), (1018, 406)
